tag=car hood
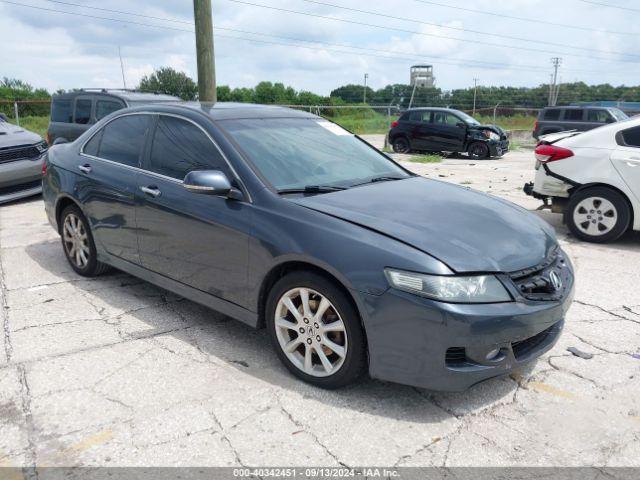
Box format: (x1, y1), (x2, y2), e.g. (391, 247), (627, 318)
(291, 177), (556, 273)
(0, 122), (42, 148)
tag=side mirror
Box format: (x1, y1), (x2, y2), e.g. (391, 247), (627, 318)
(53, 137), (69, 145)
(456, 122), (466, 129)
(183, 170), (242, 200)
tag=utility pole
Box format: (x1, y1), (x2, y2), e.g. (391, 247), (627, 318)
(472, 78), (479, 116)
(363, 73), (369, 104)
(549, 57), (562, 106)
(118, 46), (127, 89)
(193, 0), (216, 102)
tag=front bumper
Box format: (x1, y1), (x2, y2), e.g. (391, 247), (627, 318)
(360, 256), (574, 391)
(489, 139), (509, 157)
(0, 155), (45, 204)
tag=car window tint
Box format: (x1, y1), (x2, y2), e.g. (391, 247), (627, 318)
(587, 110), (610, 123)
(83, 130), (103, 156)
(96, 100), (123, 120)
(621, 126), (640, 148)
(543, 109), (561, 120)
(97, 115), (150, 167)
(432, 112), (459, 126)
(74, 99), (92, 125)
(563, 110), (583, 121)
(51, 99), (72, 123)
(148, 116), (225, 180)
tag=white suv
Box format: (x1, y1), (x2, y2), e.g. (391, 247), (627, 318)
(524, 116), (640, 243)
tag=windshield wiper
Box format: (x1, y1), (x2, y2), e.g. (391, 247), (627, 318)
(277, 185), (347, 195)
(351, 176), (406, 187)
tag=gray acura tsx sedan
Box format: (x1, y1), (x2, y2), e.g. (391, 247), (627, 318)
(42, 102), (574, 391)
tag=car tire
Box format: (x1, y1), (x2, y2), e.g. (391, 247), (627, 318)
(60, 204), (111, 277)
(266, 271), (367, 389)
(392, 136), (411, 154)
(566, 187), (631, 243)
(468, 142), (490, 159)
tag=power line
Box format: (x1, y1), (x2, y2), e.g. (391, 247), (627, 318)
(294, 0), (637, 58)
(410, 0), (636, 36)
(0, 0), (566, 73)
(223, 0), (640, 63)
(578, 0), (640, 13)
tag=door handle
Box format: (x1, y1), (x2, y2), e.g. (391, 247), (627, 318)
(140, 186), (162, 198)
(78, 164), (92, 174)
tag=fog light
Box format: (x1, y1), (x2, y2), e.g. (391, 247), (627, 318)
(485, 348), (502, 361)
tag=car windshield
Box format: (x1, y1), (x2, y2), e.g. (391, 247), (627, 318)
(456, 111), (481, 125)
(609, 108), (629, 121)
(219, 118), (410, 191)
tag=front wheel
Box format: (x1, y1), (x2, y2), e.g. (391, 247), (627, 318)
(467, 141), (490, 159)
(566, 187), (631, 243)
(266, 272), (367, 389)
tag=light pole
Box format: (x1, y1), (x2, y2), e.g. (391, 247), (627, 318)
(193, 0), (216, 102)
(472, 78), (479, 116)
(363, 73), (369, 104)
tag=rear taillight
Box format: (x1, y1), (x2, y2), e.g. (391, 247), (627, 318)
(390, 121), (399, 128)
(46, 132), (52, 145)
(42, 160), (47, 176)
(534, 144), (574, 163)
(534, 120), (538, 131)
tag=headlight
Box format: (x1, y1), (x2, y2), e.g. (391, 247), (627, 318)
(483, 131), (500, 141)
(384, 269), (511, 303)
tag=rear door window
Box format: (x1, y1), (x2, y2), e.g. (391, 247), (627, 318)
(51, 99), (73, 123)
(74, 99), (92, 124)
(409, 111), (431, 122)
(83, 130), (103, 156)
(563, 109), (584, 121)
(620, 126), (640, 148)
(432, 112), (459, 126)
(96, 100), (124, 120)
(147, 116), (225, 180)
(97, 114), (151, 168)
(543, 109), (561, 120)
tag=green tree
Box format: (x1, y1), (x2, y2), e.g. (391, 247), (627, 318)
(138, 67), (198, 101)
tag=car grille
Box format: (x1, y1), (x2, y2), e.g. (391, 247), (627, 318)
(512, 324), (557, 361)
(445, 347), (469, 367)
(0, 180), (42, 196)
(0, 144), (46, 164)
(509, 247), (569, 301)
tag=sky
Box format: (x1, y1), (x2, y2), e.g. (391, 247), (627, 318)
(1, 0), (639, 96)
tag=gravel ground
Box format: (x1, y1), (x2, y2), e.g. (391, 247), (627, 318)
(0, 139), (639, 468)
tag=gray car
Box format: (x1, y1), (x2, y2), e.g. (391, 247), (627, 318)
(0, 117), (48, 204)
(533, 106), (628, 139)
(47, 89), (181, 145)
(42, 102), (575, 391)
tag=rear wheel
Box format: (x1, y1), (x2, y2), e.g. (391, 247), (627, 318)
(566, 187), (631, 243)
(468, 141), (490, 159)
(392, 136), (411, 154)
(60, 205), (110, 276)
(266, 272), (367, 389)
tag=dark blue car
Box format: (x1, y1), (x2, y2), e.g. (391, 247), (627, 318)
(42, 102), (574, 391)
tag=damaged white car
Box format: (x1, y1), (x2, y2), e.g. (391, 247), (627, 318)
(524, 116), (640, 243)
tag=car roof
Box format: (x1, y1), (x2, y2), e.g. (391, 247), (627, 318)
(543, 105), (608, 110)
(405, 107), (460, 112)
(52, 89), (180, 103)
(123, 102), (318, 121)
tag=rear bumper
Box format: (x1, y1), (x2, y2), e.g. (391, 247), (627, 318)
(360, 265), (574, 391)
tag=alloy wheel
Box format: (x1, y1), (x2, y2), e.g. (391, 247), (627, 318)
(274, 287), (348, 378)
(62, 213), (90, 269)
(573, 197), (618, 236)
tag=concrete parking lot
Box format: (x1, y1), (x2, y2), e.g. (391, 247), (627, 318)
(1, 146), (639, 468)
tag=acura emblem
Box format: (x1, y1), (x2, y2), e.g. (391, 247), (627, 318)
(549, 270), (562, 291)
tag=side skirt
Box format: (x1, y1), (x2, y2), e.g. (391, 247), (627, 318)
(99, 252), (259, 328)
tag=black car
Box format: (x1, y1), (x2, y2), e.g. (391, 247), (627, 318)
(42, 102), (573, 391)
(389, 108), (509, 159)
(47, 89), (180, 145)
(533, 106), (627, 139)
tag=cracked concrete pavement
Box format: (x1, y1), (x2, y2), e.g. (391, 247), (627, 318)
(0, 144), (639, 468)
